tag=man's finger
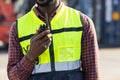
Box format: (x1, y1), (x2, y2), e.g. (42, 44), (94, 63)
(33, 30), (50, 41)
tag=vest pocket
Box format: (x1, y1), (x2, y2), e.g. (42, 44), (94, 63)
(58, 47), (74, 61)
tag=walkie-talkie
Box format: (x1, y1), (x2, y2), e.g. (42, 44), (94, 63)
(39, 13), (50, 33)
(36, 13), (50, 64)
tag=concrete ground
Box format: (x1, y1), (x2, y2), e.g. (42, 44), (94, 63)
(0, 50), (8, 80)
(100, 48), (120, 80)
(0, 48), (120, 80)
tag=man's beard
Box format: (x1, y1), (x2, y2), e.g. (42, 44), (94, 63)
(36, 0), (52, 7)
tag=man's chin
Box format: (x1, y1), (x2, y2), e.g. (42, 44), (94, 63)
(36, 0), (52, 7)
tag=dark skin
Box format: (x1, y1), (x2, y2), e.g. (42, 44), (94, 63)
(37, 0), (60, 17)
(26, 0), (60, 62)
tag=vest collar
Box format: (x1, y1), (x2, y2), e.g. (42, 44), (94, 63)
(30, 2), (65, 25)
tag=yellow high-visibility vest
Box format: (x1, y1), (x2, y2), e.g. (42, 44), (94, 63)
(17, 4), (83, 74)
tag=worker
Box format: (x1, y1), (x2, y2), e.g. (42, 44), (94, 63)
(7, 0), (99, 80)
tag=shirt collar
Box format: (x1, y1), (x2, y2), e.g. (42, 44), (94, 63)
(33, 1), (62, 21)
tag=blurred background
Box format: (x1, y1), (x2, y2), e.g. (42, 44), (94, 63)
(0, 0), (120, 80)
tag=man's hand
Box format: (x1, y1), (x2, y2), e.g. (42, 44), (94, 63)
(26, 29), (52, 62)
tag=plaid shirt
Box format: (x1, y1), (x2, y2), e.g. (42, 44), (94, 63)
(7, 2), (99, 80)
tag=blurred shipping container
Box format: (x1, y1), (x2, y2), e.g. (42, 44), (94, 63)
(68, 0), (120, 47)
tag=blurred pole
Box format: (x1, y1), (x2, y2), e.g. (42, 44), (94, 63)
(93, 0), (102, 41)
(118, 0), (120, 44)
(101, 0), (115, 45)
(112, 0), (120, 44)
(100, 0), (105, 44)
(106, 0), (113, 44)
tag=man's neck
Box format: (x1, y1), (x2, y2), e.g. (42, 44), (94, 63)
(37, 0), (59, 17)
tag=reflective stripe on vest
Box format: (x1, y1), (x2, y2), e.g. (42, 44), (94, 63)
(32, 60), (81, 74)
(17, 3), (83, 73)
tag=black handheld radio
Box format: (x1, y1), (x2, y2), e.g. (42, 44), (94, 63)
(36, 13), (50, 64)
(39, 13), (50, 33)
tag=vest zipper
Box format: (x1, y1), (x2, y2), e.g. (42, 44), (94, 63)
(49, 39), (55, 71)
(45, 13), (55, 71)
